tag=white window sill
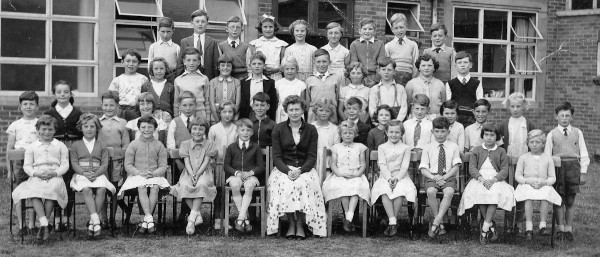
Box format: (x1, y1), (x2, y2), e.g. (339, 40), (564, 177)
(556, 9), (600, 17)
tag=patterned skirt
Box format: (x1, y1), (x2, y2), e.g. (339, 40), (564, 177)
(117, 175), (170, 196)
(70, 174), (117, 194)
(322, 173), (371, 204)
(458, 179), (515, 215)
(514, 184), (562, 205)
(370, 176), (417, 204)
(12, 176), (68, 208)
(267, 167), (327, 237)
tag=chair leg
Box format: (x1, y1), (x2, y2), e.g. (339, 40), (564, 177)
(260, 189), (266, 238)
(109, 192), (116, 237)
(408, 202), (415, 240)
(362, 200), (367, 238)
(326, 201), (332, 237)
(551, 205), (557, 248)
(172, 195), (177, 231)
(72, 199), (77, 238)
(224, 189), (230, 237)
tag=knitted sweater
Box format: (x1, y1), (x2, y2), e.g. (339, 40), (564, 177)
(469, 145), (509, 181)
(224, 140), (265, 177)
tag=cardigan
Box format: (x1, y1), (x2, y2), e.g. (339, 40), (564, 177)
(141, 80), (174, 115)
(239, 76), (278, 120)
(124, 137), (168, 177)
(69, 139), (109, 177)
(514, 152), (556, 185)
(498, 117), (536, 151)
(23, 139), (69, 176)
(44, 106), (83, 141)
(224, 140), (265, 177)
(469, 145), (509, 181)
(272, 119), (318, 174)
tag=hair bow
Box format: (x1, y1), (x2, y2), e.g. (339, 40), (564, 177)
(261, 14), (275, 22)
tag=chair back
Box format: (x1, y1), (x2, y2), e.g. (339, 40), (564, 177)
(262, 146), (272, 182)
(459, 152), (472, 192)
(7, 149), (26, 182)
(507, 154), (520, 186)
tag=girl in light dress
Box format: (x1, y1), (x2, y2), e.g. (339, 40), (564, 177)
(284, 19), (317, 82)
(311, 98), (340, 183)
(322, 121), (370, 232)
(118, 116), (170, 234)
(11, 115), (69, 241)
(370, 120), (417, 237)
(458, 123), (515, 245)
(514, 130), (562, 239)
(248, 14), (288, 81)
(275, 56), (306, 123)
(69, 114), (116, 237)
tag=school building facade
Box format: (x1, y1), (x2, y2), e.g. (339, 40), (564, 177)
(0, 0), (599, 166)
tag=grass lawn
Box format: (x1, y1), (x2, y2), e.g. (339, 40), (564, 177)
(1, 163), (600, 257)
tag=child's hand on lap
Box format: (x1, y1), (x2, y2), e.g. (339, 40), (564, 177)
(436, 179), (446, 186)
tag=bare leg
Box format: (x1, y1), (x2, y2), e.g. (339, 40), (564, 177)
(340, 197), (350, 214)
(229, 178), (243, 214)
(184, 198), (194, 210)
(484, 204), (497, 223)
(426, 188), (440, 225)
(524, 200), (533, 224)
(347, 196), (359, 216)
(95, 188), (107, 215)
(434, 188), (455, 225)
(31, 198), (46, 218)
(556, 204), (565, 226)
(539, 201), (549, 225)
(382, 195), (396, 220)
(82, 188), (96, 215)
(239, 181), (256, 220)
(392, 197), (404, 218)
(148, 185), (160, 214)
(137, 186), (151, 216)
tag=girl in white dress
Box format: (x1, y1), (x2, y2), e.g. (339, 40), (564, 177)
(275, 56), (306, 123)
(370, 120), (416, 237)
(322, 121), (370, 232)
(311, 98), (340, 183)
(248, 14), (288, 81)
(459, 123), (515, 244)
(284, 19), (317, 81)
(514, 130), (562, 239)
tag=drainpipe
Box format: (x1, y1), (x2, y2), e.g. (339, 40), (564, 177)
(432, 0), (438, 24)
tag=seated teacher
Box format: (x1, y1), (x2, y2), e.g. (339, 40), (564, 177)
(267, 95), (326, 239)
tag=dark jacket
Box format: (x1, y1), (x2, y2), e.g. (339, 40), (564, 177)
(239, 77), (278, 120)
(271, 119), (318, 174)
(498, 118), (537, 151)
(224, 140), (265, 177)
(176, 35), (220, 80)
(44, 106), (83, 141)
(250, 115), (276, 148)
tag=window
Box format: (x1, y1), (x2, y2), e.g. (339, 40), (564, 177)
(569, 0), (599, 10)
(0, 0), (98, 95)
(385, 1), (424, 39)
(453, 7), (542, 100)
(115, 0), (162, 17)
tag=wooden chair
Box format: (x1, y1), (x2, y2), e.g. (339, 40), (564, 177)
(224, 147), (272, 237)
(415, 149), (467, 239)
(368, 149), (418, 239)
(7, 149), (30, 243)
(323, 147), (369, 238)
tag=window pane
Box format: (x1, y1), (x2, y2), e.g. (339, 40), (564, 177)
(116, 66), (149, 77)
(572, 0), (594, 10)
(53, 0), (95, 16)
(172, 27), (194, 46)
(115, 0), (161, 17)
(205, 0), (243, 23)
(454, 8), (478, 38)
(483, 10), (507, 40)
(1, 19), (45, 58)
(277, 0), (309, 28)
(162, 0), (199, 23)
(511, 13), (538, 43)
(482, 44), (506, 73)
(53, 22), (95, 60)
(453, 42), (479, 73)
(115, 25), (155, 60)
(386, 3), (422, 33)
(206, 29), (228, 42)
(1, 0), (45, 13)
(510, 78), (534, 98)
(318, 1), (348, 30)
(52, 66), (94, 93)
(511, 45), (538, 75)
(1, 64), (45, 91)
(482, 77), (506, 98)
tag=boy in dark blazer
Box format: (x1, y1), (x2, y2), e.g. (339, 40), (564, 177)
(239, 52), (278, 120)
(176, 9), (220, 80)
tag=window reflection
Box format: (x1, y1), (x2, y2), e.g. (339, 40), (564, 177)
(53, 22), (95, 60)
(1, 19), (45, 58)
(1, 64), (45, 91)
(52, 66), (95, 93)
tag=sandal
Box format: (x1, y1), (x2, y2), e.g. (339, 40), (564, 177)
(244, 219), (253, 232)
(235, 219), (244, 232)
(428, 224), (439, 238)
(87, 222), (94, 237)
(147, 221), (156, 234)
(137, 221), (148, 234)
(93, 223), (102, 237)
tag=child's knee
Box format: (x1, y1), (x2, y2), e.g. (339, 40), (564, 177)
(229, 178), (242, 190)
(82, 187), (92, 195)
(426, 187), (438, 197)
(442, 187), (455, 197)
(243, 180), (256, 191)
(564, 194), (576, 208)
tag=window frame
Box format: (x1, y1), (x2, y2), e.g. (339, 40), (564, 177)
(385, 1), (424, 34)
(0, 0), (99, 96)
(115, 0), (163, 18)
(113, 22), (157, 61)
(567, 0), (599, 10)
(452, 6), (542, 101)
(200, 0), (247, 25)
(272, 0), (355, 38)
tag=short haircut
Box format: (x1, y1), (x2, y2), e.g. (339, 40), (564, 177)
(440, 100), (458, 115)
(390, 13), (407, 27)
(283, 95), (307, 113)
(480, 122), (501, 140)
(137, 115), (158, 129)
(455, 51), (472, 63)
(555, 101), (574, 115)
(527, 129), (546, 145)
(189, 116), (209, 130)
(236, 118), (253, 130)
(415, 53), (440, 72)
(218, 54), (235, 65)
(76, 113), (102, 135)
(256, 14), (280, 33)
(19, 91), (39, 105)
(473, 98), (491, 111)
(313, 49), (330, 59)
(372, 104), (397, 121)
(503, 92), (529, 110)
(338, 120), (358, 138)
(358, 17), (376, 29)
(289, 19), (310, 36)
(430, 22), (448, 35)
(280, 56), (299, 70)
(252, 92), (270, 103)
(136, 92), (157, 113)
(226, 16), (243, 27)
(311, 98), (336, 116)
(412, 94), (430, 107)
(219, 100), (236, 114)
(346, 62), (367, 79)
(121, 48), (142, 62)
(179, 90), (196, 103)
(149, 57), (169, 76)
(325, 22), (344, 35)
(432, 117), (450, 130)
(190, 9), (209, 21)
(101, 91), (120, 105)
(250, 51), (266, 64)
(158, 17), (174, 29)
(378, 57), (396, 69)
(36, 114), (58, 130)
(386, 120), (405, 134)
(183, 47), (201, 60)
(345, 97), (363, 110)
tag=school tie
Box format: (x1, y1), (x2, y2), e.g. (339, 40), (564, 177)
(462, 78), (467, 85)
(186, 116), (192, 132)
(414, 120), (421, 146)
(433, 48), (442, 53)
(195, 36), (203, 56)
(438, 144), (446, 175)
(563, 128), (568, 137)
(242, 142), (247, 151)
(398, 38), (404, 45)
(318, 74), (324, 80)
(231, 40), (237, 49)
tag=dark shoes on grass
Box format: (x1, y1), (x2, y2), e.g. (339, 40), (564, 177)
(383, 224), (397, 237)
(539, 227), (551, 236)
(36, 226), (49, 241)
(525, 230), (533, 240)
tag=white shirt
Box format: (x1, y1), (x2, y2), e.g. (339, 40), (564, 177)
(152, 80), (167, 97)
(359, 37), (375, 44)
(419, 141), (462, 174)
(238, 139), (249, 149)
(403, 118), (434, 149)
(83, 137), (95, 153)
(321, 43), (349, 75)
(227, 38), (239, 48)
(368, 81), (408, 121)
(445, 74), (484, 100)
(55, 103), (73, 119)
(313, 71), (331, 82)
(246, 75), (267, 99)
(193, 33), (206, 66)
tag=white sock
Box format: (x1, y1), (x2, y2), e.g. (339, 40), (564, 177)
(482, 221), (491, 232)
(526, 221), (533, 231)
(388, 217), (397, 225)
(558, 225), (565, 232)
(187, 210), (198, 223)
(345, 211), (354, 222)
(539, 221), (547, 228)
(90, 213), (100, 224)
(39, 216), (48, 227)
(565, 225), (573, 232)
